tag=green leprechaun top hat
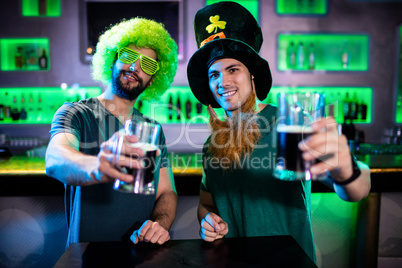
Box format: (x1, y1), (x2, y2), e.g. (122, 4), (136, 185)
(187, 1), (272, 108)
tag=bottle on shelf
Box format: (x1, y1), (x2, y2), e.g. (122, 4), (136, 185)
(28, 92), (35, 122)
(308, 42), (315, 70)
(167, 94), (174, 122)
(343, 92), (351, 121)
(38, 49), (48, 70)
(3, 92), (11, 119)
(37, 93), (43, 122)
(359, 99), (368, 121)
(350, 92), (359, 120)
(308, 0), (315, 13)
(287, 41), (296, 69)
(341, 40), (350, 69)
(185, 95), (192, 120)
(326, 92), (335, 117)
(297, 42), (305, 69)
(15, 46), (24, 70)
(0, 104), (4, 121)
(176, 93), (182, 121)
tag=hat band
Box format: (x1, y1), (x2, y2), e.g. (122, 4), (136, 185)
(200, 32), (226, 48)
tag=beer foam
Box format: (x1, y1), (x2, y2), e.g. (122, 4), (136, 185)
(276, 124), (314, 133)
(128, 142), (158, 151)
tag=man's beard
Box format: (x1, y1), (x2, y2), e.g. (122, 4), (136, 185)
(207, 90), (261, 169)
(111, 68), (148, 101)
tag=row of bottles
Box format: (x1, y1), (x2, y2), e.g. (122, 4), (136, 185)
(277, 0), (327, 15)
(15, 46), (48, 70)
(0, 87), (101, 124)
(286, 40), (350, 70)
(136, 93), (208, 124)
(265, 88), (372, 124)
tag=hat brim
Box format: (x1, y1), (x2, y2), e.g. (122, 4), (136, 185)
(187, 38), (272, 108)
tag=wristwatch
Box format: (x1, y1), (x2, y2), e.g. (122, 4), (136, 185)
(333, 155), (361, 186)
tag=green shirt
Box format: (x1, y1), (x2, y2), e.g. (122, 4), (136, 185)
(201, 105), (316, 263)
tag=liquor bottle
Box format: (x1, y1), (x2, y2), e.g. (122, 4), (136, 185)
(10, 95), (20, 121)
(341, 40), (350, 69)
(39, 49), (48, 70)
(39, 0), (47, 16)
(15, 46), (24, 70)
(350, 92), (359, 120)
(297, 42), (305, 69)
(326, 93), (335, 117)
(28, 92), (35, 122)
(176, 94), (182, 120)
(287, 41), (296, 69)
(343, 92), (351, 121)
(19, 94), (27, 121)
(359, 100), (367, 121)
(185, 96), (192, 120)
(308, 42), (315, 70)
(0, 104), (4, 121)
(3, 92), (11, 119)
(308, 0), (315, 12)
(37, 93), (43, 122)
(196, 102), (204, 123)
(167, 94), (173, 121)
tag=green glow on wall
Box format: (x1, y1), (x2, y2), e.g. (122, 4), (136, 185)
(264, 87), (373, 124)
(22, 0), (61, 17)
(276, 0), (327, 15)
(134, 86), (372, 124)
(0, 38), (50, 71)
(396, 25), (402, 123)
(135, 86), (225, 124)
(0, 87), (101, 124)
(206, 0), (259, 22)
(278, 34), (369, 71)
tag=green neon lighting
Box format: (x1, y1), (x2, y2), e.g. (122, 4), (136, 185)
(0, 38), (50, 71)
(0, 87), (101, 124)
(264, 87), (373, 124)
(135, 86), (372, 124)
(276, 0), (327, 15)
(206, 0), (259, 22)
(22, 0), (61, 17)
(396, 25), (402, 123)
(135, 86), (225, 124)
(278, 34), (369, 71)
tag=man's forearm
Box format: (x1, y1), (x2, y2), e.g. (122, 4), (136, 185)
(333, 161), (371, 202)
(46, 144), (99, 186)
(151, 191), (178, 231)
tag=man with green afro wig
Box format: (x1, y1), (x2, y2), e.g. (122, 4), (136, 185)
(46, 17), (178, 248)
(92, 17), (178, 101)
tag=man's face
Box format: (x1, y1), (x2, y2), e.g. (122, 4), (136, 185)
(111, 44), (156, 101)
(208, 58), (255, 116)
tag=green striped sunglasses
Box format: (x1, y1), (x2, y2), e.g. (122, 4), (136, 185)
(118, 47), (160, 75)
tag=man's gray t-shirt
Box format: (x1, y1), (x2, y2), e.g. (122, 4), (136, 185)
(49, 97), (169, 246)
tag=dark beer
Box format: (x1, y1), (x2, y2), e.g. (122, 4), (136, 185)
(274, 125), (314, 180)
(114, 143), (158, 194)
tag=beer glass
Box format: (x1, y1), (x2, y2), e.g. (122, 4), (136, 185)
(113, 120), (160, 194)
(273, 92), (325, 181)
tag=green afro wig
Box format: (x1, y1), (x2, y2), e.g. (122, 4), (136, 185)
(91, 17), (178, 101)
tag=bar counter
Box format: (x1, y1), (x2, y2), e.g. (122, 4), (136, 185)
(1, 153), (401, 194)
(1, 152), (401, 267)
